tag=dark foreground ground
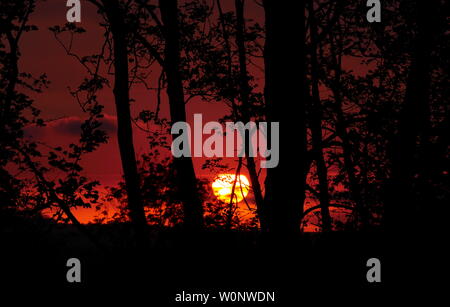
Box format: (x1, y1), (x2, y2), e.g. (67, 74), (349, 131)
(0, 213), (440, 305)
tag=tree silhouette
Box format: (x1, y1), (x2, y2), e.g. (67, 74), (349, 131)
(158, 0), (205, 230)
(263, 0), (307, 237)
(1, 0), (448, 262)
(384, 0), (447, 234)
(307, 0), (332, 232)
(1, 0), (107, 250)
(104, 0), (149, 245)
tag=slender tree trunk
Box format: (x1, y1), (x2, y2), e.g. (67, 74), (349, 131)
(308, 0), (332, 232)
(234, 0), (267, 231)
(385, 0), (437, 233)
(1, 33), (18, 126)
(159, 0), (204, 230)
(103, 0), (148, 246)
(263, 0), (307, 236)
(329, 46), (368, 230)
(226, 157), (243, 229)
(334, 88), (367, 230)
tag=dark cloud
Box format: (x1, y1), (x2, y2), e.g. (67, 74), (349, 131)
(25, 114), (117, 138)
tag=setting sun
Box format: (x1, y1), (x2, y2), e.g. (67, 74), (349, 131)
(212, 174), (250, 203)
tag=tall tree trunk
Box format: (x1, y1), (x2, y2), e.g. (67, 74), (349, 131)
(103, 0), (148, 246)
(263, 0), (307, 237)
(385, 0), (437, 233)
(234, 0), (267, 231)
(308, 0), (332, 232)
(159, 0), (204, 230)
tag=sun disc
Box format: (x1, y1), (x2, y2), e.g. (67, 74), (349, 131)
(212, 174), (250, 203)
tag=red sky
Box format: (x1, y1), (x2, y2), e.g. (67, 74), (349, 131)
(20, 0), (353, 230)
(19, 0), (261, 224)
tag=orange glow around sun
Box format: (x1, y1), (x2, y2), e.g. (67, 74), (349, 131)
(212, 174), (250, 203)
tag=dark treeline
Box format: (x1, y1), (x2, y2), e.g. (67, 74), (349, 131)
(1, 0), (448, 253)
